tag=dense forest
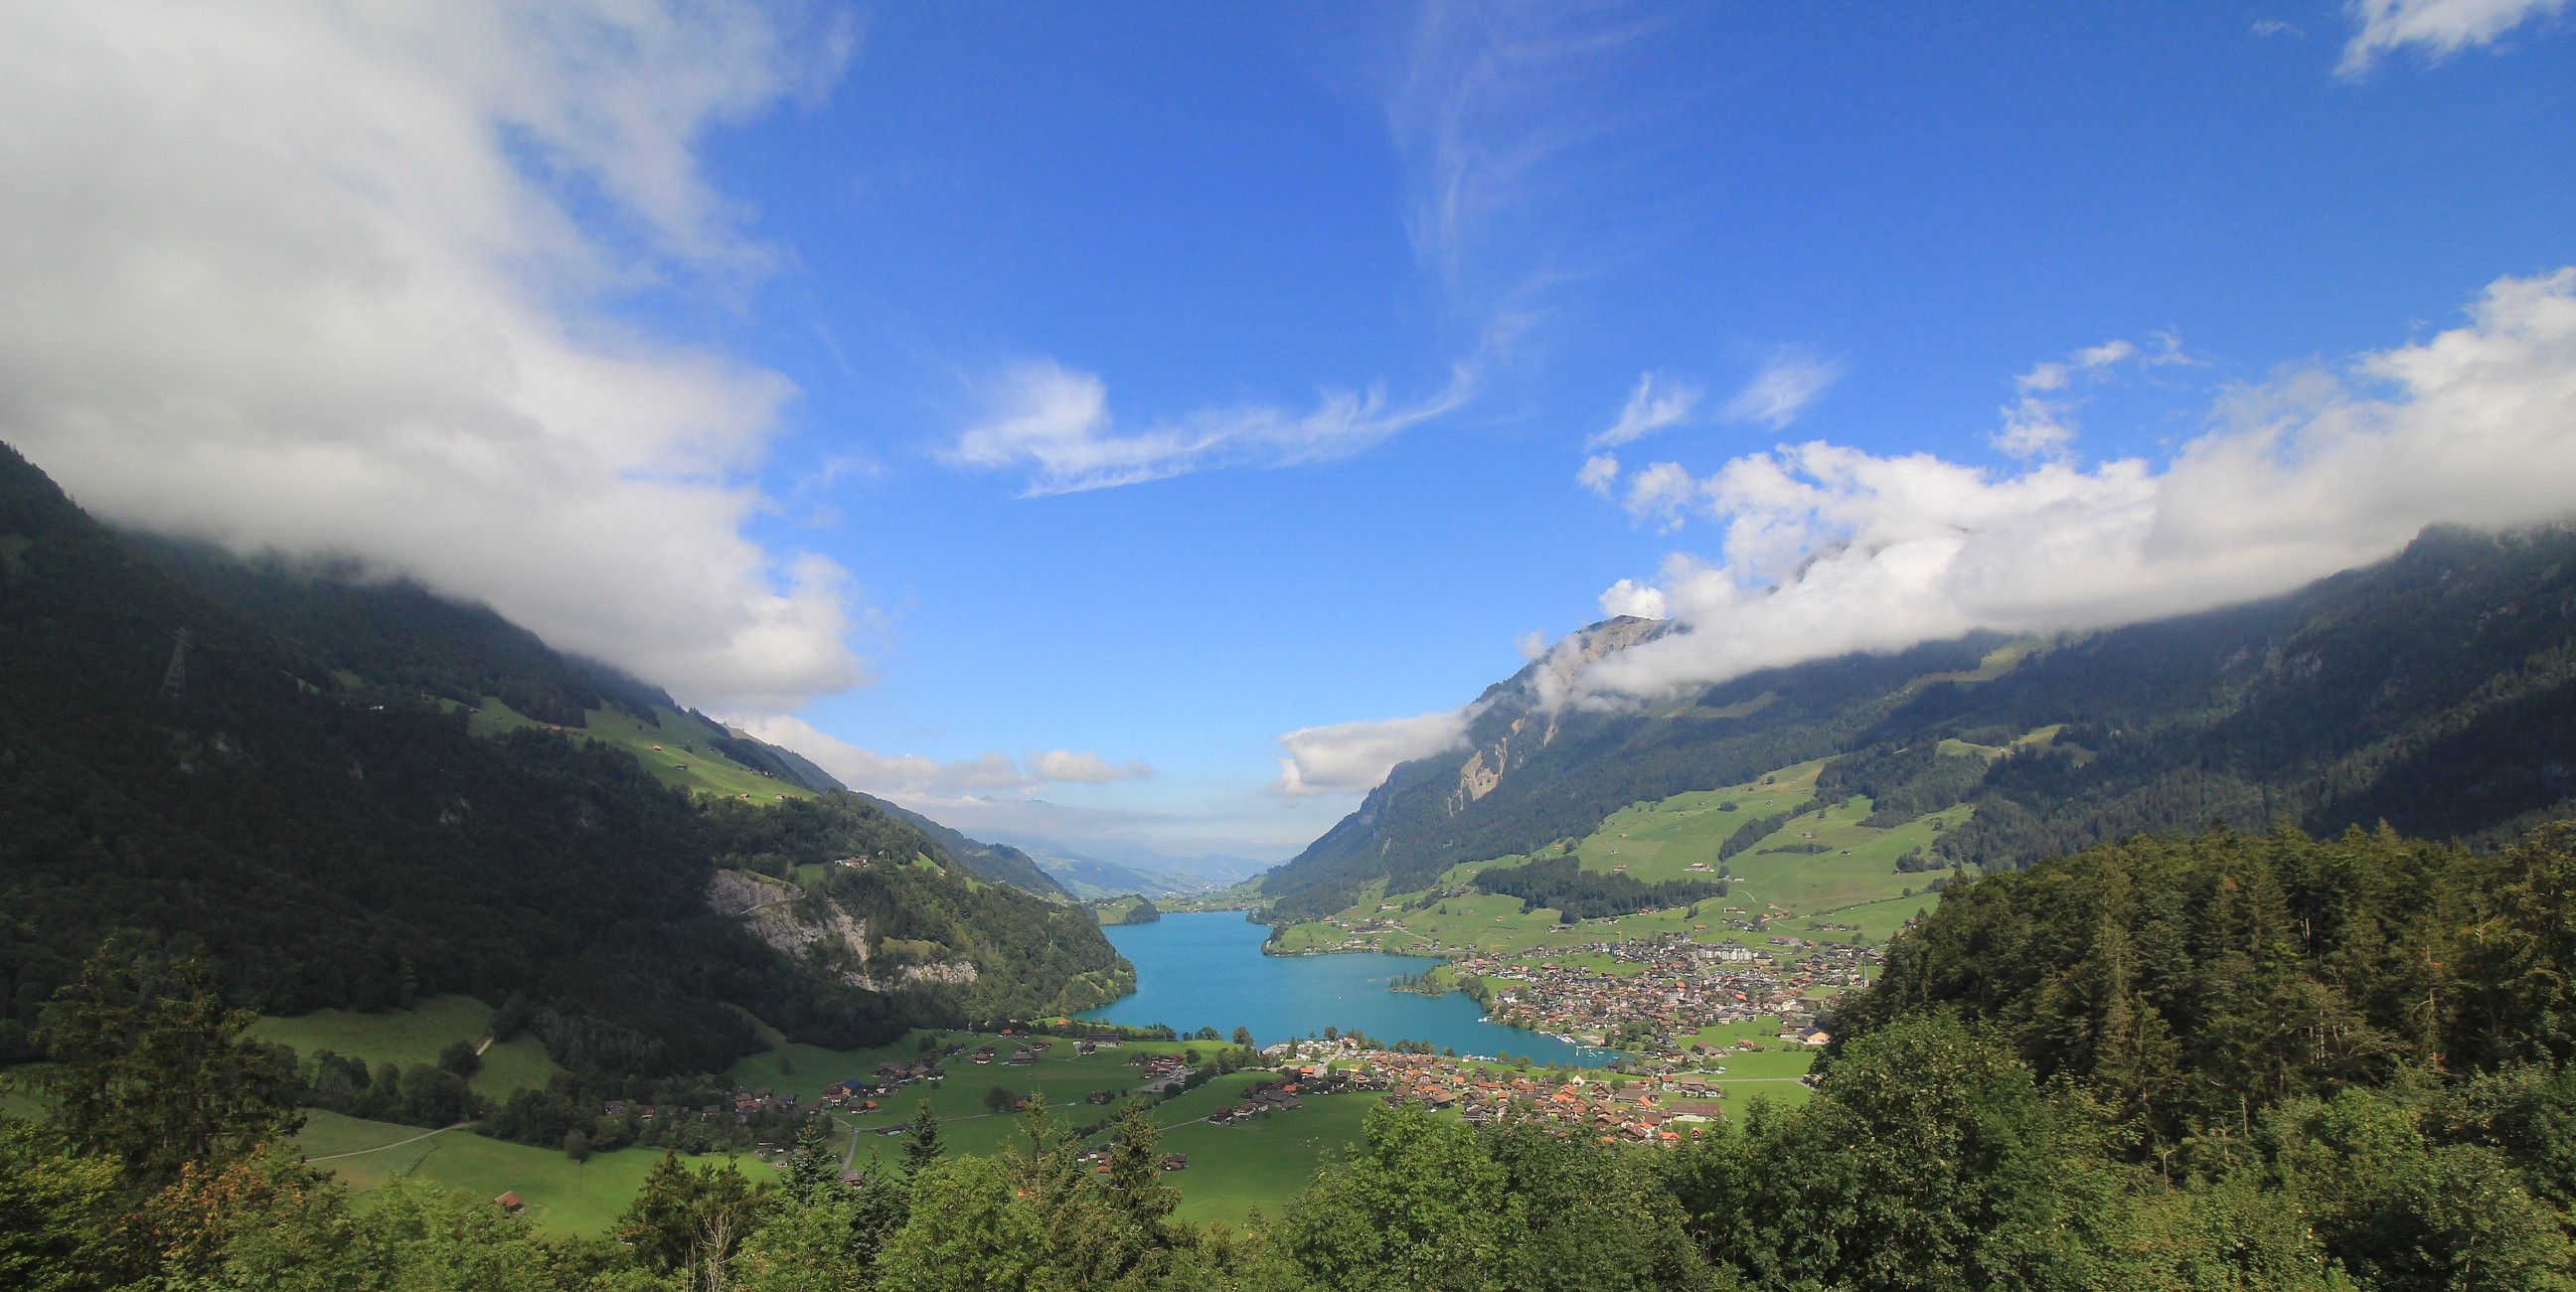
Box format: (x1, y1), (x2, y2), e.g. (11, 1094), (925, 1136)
(1472, 855), (1726, 923)
(1266, 524), (2576, 921)
(0, 442), (1123, 1075)
(9, 819), (2570, 1289)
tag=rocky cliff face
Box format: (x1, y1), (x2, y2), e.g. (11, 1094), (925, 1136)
(707, 869), (979, 993)
(1442, 616), (1668, 816)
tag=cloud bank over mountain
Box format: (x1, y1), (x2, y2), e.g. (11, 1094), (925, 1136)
(1572, 268), (2576, 705)
(0, 0), (864, 711)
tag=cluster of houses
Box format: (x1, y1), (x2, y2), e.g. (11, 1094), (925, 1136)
(1074, 1143), (1192, 1173)
(1205, 1077), (1305, 1124)
(1446, 931), (1874, 1056)
(1333, 1051), (1748, 1144)
(1125, 1050), (1197, 1094)
(598, 1090), (822, 1125)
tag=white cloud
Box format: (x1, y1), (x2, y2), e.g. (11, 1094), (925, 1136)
(1574, 267), (2576, 704)
(1618, 461), (1704, 531)
(2253, 18), (2309, 38)
(1027, 749), (1155, 784)
(1577, 453), (1623, 496)
(734, 716), (1152, 797)
(950, 359), (1476, 496)
(1994, 333), (2191, 459)
(2340, 0), (2567, 75)
(1270, 704), (1489, 796)
(1721, 350), (1845, 429)
(1586, 373), (1703, 449)
(0, 0), (865, 712)
(1995, 399), (2081, 459)
(1599, 578), (1668, 621)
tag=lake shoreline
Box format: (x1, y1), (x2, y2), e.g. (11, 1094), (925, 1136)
(1080, 911), (1618, 1066)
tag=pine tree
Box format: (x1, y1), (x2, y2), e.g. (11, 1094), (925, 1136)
(901, 1100), (943, 1179)
(1103, 1103), (1176, 1243)
(34, 943), (303, 1191)
(784, 1118), (835, 1204)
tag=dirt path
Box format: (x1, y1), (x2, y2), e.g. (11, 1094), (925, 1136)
(304, 1121), (470, 1163)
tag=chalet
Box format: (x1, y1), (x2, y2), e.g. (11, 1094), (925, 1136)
(1082, 1034), (1123, 1050)
(1665, 1099), (1727, 1122)
(1161, 1154), (1189, 1172)
(971, 1047), (998, 1065)
(494, 1192), (527, 1214)
(1006, 1048), (1037, 1065)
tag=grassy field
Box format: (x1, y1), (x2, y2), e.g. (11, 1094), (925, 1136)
(722, 1032), (1390, 1222)
(296, 1110), (779, 1238)
(2, 1064), (50, 1120)
(1149, 1089), (1371, 1226)
(247, 995), (564, 1099)
(725, 1031), (1253, 1160)
(464, 697), (817, 802)
(1272, 747), (1978, 964)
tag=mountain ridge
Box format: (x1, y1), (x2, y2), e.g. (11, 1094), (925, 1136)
(1263, 523), (2576, 920)
(0, 439), (1120, 1072)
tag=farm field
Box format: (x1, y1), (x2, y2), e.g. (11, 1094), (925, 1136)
(295, 1109), (780, 1238)
(1150, 1091), (1373, 1226)
(726, 1031), (1252, 1160)
(247, 995), (564, 1099)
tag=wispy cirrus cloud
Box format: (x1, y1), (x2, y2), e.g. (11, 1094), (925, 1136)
(2339, 0), (2568, 76)
(1586, 373), (1704, 449)
(947, 358), (1476, 496)
(1721, 349), (1845, 429)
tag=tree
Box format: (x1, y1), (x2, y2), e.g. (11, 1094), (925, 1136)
(983, 1084), (1021, 1115)
(900, 1100), (944, 1178)
(1280, 1104), (1523, 1291)
(34, 943), (303, 1191)
(562, 1129), (590, 1164)
(783, 1118), (835, 1204)
(1232, 1027), (1256, 1048)
(436, 1039), (481, 1078)
(0, 1121), (127, 1291)
(1103, 1103), (1177, 1245)
(616, 1151), (763, 1280)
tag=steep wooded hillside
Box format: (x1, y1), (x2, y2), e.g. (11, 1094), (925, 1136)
(1265, 524), (2576, 920)
(0, 441), (1120, 1072)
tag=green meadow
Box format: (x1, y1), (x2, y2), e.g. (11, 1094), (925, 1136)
(247, 995), (564, 1099)
(296, 1110), (779, 1238)
(1269, 741), (2007, 965)
(465, 696), (818, 802)
(244, 993), (564, 1096)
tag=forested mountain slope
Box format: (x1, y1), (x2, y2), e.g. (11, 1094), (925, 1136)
(0, 441), (1120, 1072)
(1266, 524), (2576, 920)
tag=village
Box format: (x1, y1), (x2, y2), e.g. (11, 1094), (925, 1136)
(1456, 930), (1870, 1058)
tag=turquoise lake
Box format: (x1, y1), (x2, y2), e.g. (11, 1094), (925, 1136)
(1077, 910), (1613, 1067)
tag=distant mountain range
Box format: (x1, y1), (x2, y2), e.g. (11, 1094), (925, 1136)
(1263, 523), (2576, 921)
(982, 832), (1274, 898)
(0, 440), (1120, 1073)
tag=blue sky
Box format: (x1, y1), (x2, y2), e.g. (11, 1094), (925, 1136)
(6, 1), (2573, 860)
